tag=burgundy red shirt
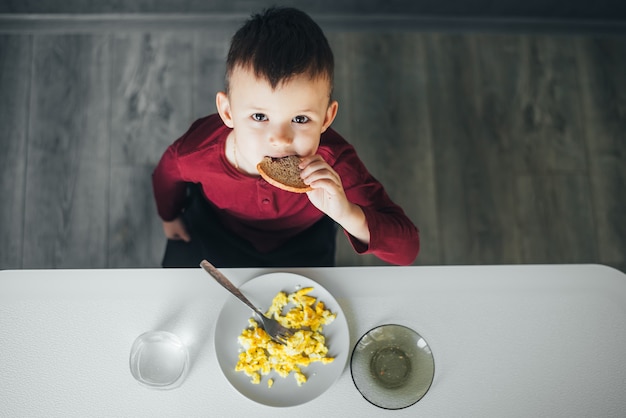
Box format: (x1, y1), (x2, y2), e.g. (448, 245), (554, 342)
(152, 114), (419, 265)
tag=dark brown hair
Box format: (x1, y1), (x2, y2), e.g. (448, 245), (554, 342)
(225, 7), (334, 94)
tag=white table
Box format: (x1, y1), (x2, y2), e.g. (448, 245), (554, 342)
(1, 265), (625, 417)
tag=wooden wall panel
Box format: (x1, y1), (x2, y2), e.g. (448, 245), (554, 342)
(107, 165), (165, 267)
(506, 36), (588, 174)
(0, 35), (31, 269)
(578, 37), (626, 273)
(108, 32), (194, 267)
(192, 29), (230, 121)
(426, 34), (522, 265)
(22, 35), (110, 268)
(328, 32), (438, 266)
(515, 174), (597, 263)
(109, 32), (195, 166)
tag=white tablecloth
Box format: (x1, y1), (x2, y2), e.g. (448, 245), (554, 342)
(1, 265), (625, 417)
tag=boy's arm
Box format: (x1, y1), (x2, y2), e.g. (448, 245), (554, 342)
(301, 151), (419, 266)
(333, 202), (370, 245)
(299, 155), (370, 245)
(152, 145), (188, 222)
(348, 204), (419, 266)
(153, 148), (192, 242)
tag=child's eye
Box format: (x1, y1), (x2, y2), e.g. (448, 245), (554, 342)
(292, 115), (309, 124)
(252, 113), (268, 122)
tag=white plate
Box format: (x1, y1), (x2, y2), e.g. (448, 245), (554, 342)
(214, 272), (349, 407)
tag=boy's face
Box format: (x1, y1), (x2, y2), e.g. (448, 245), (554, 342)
(216, 66), (338, 175)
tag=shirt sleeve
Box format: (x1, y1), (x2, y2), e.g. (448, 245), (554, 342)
(331, 141), (420, 266)
(152, 140), (189, 222)
(346, 191), (420, 266)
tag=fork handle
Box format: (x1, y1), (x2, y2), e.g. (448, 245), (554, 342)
(200, 260), (264, 317)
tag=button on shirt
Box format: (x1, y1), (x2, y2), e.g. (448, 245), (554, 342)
(152, 114), (419, 265)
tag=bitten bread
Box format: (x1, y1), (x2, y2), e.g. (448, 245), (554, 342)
(256, 156), (313, 193)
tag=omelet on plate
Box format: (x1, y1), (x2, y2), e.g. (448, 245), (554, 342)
(235, 287), (336, 387)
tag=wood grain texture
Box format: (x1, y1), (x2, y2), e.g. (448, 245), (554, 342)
(192, 29), (230, 120)
(425, 34), (522, 265)
(328, 32), (438, 266)
(108, 32), (194, 266)
(425, 33), (604, 266)
(22, 35), (110, 268)
(108, 166), (164, 267)
(0, 35), (31, 269)
(577, 37), (626, 273)
(109, 32), (194, 166)
(515, 174), (597, 263)
(507, 36), (588, 174)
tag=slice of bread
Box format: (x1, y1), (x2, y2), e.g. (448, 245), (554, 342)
(256, 156), (312, 193)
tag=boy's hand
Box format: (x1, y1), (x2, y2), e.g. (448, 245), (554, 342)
(162, 217), (191, 242)
(299, 155), (370, 245)
(299, 155), (348, 218)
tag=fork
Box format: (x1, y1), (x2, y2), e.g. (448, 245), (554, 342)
(200, 260), (294, 344)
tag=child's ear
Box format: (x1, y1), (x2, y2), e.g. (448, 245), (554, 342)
(321, 100), (339, 133)
(216, 92), (234, 128)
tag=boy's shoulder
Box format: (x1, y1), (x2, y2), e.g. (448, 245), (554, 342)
(318, 127), (357, 165)
(174, 114), (228, 156)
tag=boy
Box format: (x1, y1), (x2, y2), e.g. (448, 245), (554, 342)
(152, 7), (419, 267)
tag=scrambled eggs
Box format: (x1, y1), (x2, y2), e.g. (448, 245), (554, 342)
(235, 287), (336, 387)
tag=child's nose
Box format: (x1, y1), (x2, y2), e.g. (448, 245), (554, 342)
(269, 123), (293, 146)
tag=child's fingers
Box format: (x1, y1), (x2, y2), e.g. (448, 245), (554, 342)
(171, 233), (191, 242)
(174, 225), (191, 242)
(178, 230), (191, 242)
(300, 157), (341, 187)
(307, 176), (342, 194)
(298, 155), (328, 174)
(162, 218), (191, 242)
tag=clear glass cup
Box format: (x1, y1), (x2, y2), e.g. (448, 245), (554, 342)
(129, 331), (189, 390)
(350, 324), (435, 409)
